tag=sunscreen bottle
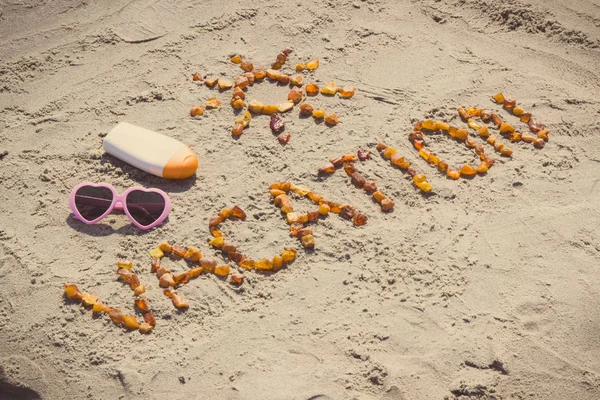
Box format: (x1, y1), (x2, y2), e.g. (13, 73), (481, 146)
(103, 122), (198, 179)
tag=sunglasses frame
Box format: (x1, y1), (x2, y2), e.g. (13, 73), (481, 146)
(69, 182), (171, 230)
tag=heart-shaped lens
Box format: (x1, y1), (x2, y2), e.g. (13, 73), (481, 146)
(125, 190), (166, 227)
(74, 186), (114, 221)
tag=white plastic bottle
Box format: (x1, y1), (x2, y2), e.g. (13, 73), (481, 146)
(103, 122), (198, 179)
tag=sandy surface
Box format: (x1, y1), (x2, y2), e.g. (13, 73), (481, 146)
(1, 0), (600, 399)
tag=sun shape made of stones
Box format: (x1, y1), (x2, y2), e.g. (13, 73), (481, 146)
(190, 49), (356, 144)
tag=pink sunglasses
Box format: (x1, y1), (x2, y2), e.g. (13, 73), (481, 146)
(69, 182), (171, 230)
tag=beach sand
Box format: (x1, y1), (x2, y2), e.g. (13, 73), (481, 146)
(1, 0), (600, 399)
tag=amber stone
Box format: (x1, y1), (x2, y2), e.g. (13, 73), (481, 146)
(231, 205), (246, 218)
(231, 123), (244, 136)
(520, 113), (532, 123)
(262, 105), (278, 115)
(108, 308), (123, 324)
(190, 106), (205, 117)
(204, 78), (217, 88)
(122, 316), (140, 330)
(312, 109), (325, 119)
(537, 129), (549, 141)
(376, 142), (388, 152)
(222, 242), (236, 254)
(318, 162), (336, 174)
(274, 193), (289, 207)
(158, 242), (172, 253)
(209, 237), (224, 249)
(435, 121), (449, 131)
(387, 154), (402, 167)
(350, 172), (366, 189)
(306, 83), (319, 96)
(184, 247), (202, 262)
(172, 244), (187, 257)
(455, 129), (469, 141)
(446, 169), (461, 179)
(320, 82), (337, 95)
(252, 68), (266, 80)
(492, 92), (505, 103)
(503, 98), (516, 109)
(363, 181), (377, 193)
(512, 106), (524, 116)
(240, 61), (253, 72)
(92, 301), (109, 313)
(421, 119), (436, 130)
(301, 234), (315, 248)
(353, 213), (367, 226)
(231, 97), (245, 110)
(155, 266), (170, 278)
(239, 259), (255, 270)
(81, 293), (98, 307)
(415, 181), (433, 193)
(382, 147), (397, 159)
(467, 119), (480, 130)
(205, 98), (222, 109)
(214, 265), (230, 277)
(255, 258), (273, 271)
(476, 161), (488, 173)
(277, 74), (291, 85)
(509, 133), (522, 142)
(318, 203), (330, 215)
(306, 59), (319, 70)
(528, 119), (545, 133)
(344, 162), (356, 175)
(460, 164), (477, 176)
(135, 296), (150, 312)
(380, 198), (395, 211)
(247, 100), (264, 114)
(299, 103), (314, 115)
(499, 122), (515, 134)
(144, 311), (156, 326)
(372, 191), (386, 203)
(188, 267), (203, 279)
(491, 113), (502, 127)
(159, 273), (175, 288)
(413, 174), (427, 184)
(308, 192), (323, 204)
(457, 107), (469, 121)
(521, 133), (535, 143)
(64, 283), (83, 301)
(230, 273), (246, 284)
(338, 87), (355, 98)
(139, 323), (153, 334)
(277, 132), (291, 145)
(242, 72), (255, 86)
(172, 294), (189, 309)
(288, 88), (303, 104)
(278, 101), (294, 113)
(218, 78), (233, 90)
